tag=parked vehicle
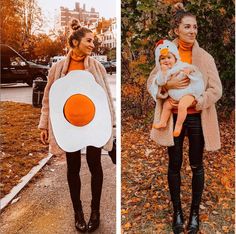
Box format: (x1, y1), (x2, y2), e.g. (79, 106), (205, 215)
(49, 56), (65, 67)
(100, 61), (116, 75)
(1, 44), (48, 86)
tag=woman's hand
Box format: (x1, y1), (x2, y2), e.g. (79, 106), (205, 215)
(165, 72), (190, 90)
(40, 129), (49, 144)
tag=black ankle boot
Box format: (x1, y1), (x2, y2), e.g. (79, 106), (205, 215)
(187, 207), (199, 233)
(74, 210), (87, 232)
(172, 207), (184, 234)
(88, 210), (100, 232)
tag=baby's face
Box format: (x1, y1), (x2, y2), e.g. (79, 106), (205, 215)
(159, 52), (176, 68)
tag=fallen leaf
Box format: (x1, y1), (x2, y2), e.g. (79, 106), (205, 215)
(222, 226), (229, 232)
(200, 205), (206, 210)
(121, 209), (129, 215)
(200, 214), (209, 221)
(124, 222), (132, 230)
(144, 202), (150, 208)
(212, 211), (219, 215)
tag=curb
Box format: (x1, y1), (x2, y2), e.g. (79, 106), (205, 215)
(0, 153), (53, 210)
(0, 149), (114, 211)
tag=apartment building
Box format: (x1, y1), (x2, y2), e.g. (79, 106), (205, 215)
(97, 18), (117, 49)
(59, 2), (99, 33)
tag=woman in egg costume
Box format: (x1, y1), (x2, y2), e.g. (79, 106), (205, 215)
(38, 19), (115, 233)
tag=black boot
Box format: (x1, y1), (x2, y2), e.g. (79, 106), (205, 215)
(187, 165), (204, 233)
(172, 204), (184, 234)
(87, 210), (100, 232)
(74, 210), (87, 232)
(167, 168), (184, 233)
(187, 206), (199, 234)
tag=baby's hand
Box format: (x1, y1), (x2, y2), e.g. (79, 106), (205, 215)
(182, 67), (194, 76)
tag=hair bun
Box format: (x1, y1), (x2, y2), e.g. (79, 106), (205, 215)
(174, 2), (185, 10)
(172, 2), (186, 14)
(71, 19), (81, 31)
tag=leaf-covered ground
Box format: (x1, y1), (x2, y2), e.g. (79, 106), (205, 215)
(121, 115), (235, 233)
(0, 102), (48, 199)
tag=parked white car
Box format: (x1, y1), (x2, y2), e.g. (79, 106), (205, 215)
(49, 56), (66, 67)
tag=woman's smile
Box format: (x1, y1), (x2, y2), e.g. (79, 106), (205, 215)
(77, 32), (95, 56)
(175, 16), (198, 44)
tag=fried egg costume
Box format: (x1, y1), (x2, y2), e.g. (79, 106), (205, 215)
(49, 70), (112, 152)
(150, 40), (204, 102)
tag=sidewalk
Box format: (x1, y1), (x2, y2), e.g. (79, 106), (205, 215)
(0, 155), (116, 234)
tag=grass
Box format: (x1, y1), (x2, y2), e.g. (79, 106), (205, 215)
(0, 101), (48, 199)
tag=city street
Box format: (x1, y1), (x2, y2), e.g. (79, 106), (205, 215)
(1, 73), (116, 105)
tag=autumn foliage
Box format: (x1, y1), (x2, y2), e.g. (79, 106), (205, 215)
(0, 0), (66, 62)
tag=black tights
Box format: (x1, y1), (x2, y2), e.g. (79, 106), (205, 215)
(66, 146), (103, 212)
(168, 114), (205, 210)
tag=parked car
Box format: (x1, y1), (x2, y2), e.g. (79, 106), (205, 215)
(49, 56), (66, 67)
(100, 61), (116, 75)
(1, 44), (48, 86)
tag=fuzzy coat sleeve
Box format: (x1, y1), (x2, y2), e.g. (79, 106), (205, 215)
(98, 63), (116, 125)
(195, 55), (222, 111)
(38, 64), (57, 130)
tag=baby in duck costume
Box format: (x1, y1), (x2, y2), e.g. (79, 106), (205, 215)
(150, 40), (204, 137)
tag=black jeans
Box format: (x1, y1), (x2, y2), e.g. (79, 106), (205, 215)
(66, 146), (103, 212)
(168, 114), (205, 210)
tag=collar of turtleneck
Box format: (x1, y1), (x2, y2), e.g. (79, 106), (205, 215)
(178, 39), (193, 51)
(70, 51), (86, 62)
(178, 39), (193, 64)
(67, 51), (85, 73)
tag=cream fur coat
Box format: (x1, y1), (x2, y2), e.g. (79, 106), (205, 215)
(38, 51), (115, 155)
(147, 39), (222, 151)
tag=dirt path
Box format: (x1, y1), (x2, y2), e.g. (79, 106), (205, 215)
(0, 154), (116, 234)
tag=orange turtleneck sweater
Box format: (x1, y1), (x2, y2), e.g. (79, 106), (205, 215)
(178, 39), (193, 64)
(67, 52), (85, 73)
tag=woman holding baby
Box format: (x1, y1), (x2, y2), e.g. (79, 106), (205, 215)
(147, 3), (222, 234)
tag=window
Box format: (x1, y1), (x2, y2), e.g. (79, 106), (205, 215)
(10, 56), (26, 66)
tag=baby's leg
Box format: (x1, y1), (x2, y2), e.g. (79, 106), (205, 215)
(173, 95), (195, 137)
(153, 99), (173, 129)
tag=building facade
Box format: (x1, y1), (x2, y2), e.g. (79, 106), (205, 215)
(59, 2), (99, 33)
(97, 18), (116, 49)
(56, 2), (116, 53)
